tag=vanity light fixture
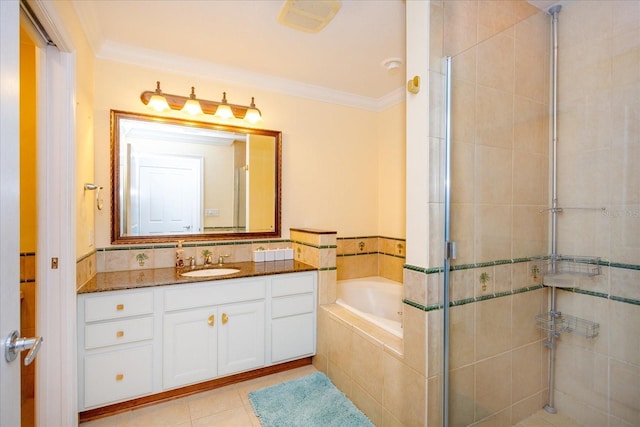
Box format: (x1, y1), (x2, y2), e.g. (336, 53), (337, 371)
(140, 82), (262, 123)
(181, 87), (203, 115)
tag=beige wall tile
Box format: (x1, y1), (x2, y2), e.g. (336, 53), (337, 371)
(609, 300), (640, 366)
(350, 382), (383, 426)
(476, 297), (512, 360)
(450, 304), (474, 369)
(475, 352), (512, 421)
(404, 268), (427, 307)
(512, 342), (543, 403)
(428, 310), (443, 377)
(476, 205), (512, 263)
(326, 316), (353, 375)
(610, 358), (640, 425)
(403, 304), (426, 376)
(351, 332), (384, 402)
(450, 268), (474, 302)
(475, 87), (514, 150)
(444, 0), (479, 56)
(477, 32), (515, 92)
(383, 352), (426, 427)
(477, 0), (517, 43)
(427, 375), (443, 427)
(450, 364), (475, 427)
(512, 289), (543, 348)
(555, 344), (609, 413)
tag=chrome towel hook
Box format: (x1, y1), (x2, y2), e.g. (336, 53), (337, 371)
(84, 183), (104, 210)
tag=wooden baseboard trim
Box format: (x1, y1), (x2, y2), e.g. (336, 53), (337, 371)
(78, 357), (313, 423)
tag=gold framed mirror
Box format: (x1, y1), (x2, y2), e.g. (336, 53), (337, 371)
(110, 110), (281, 244)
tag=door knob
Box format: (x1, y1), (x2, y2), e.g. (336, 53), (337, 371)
(4, 330), (43, 366)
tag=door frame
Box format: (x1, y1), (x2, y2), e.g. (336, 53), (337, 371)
(27, 1), (78, 425)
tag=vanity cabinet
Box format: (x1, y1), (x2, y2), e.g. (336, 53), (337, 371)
(78, 289), (155, 409)
(78, 270), (316, 412)
(162, 277), (266, 389)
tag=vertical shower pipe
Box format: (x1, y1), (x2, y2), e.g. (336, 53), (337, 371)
(442, 56), (454, 427)
(545, 4), (562, 415)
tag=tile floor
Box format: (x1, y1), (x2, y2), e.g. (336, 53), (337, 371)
(78, 364), (582, 427)
(515, 410), (583, 427)
(79, 365), (317, 427)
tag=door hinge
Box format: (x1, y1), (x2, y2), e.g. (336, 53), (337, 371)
(445, 241), (457, 260)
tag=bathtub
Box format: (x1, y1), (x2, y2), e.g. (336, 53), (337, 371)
(336, 276), (403, 338)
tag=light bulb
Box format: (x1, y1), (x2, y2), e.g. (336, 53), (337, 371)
(214, 92), (235, 119)
(244, 97), (262, 123)
(181, 87), (203, 115)
(147, 81), (170, 112)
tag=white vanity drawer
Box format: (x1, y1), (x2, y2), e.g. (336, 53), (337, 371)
(272, 294), (314, 318)
(83, 345), (153, 409)
(271, 313), (315, 363)
(84, 291), (154, 322)
(84, 317), (154, 350)
(164, 278), (265, 312)
(271, 273), (315, 297)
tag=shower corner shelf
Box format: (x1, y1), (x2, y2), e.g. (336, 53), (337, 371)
(535, 311), (599, 339)
(535, 255), (602, 278)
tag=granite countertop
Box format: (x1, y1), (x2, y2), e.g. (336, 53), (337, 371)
(77, 260), (317, 294)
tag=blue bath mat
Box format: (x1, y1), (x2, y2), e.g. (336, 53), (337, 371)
(248, 372), (374, 427)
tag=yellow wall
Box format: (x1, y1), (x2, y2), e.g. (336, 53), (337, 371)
(248, 134), (276, 231)
(20, 28), (37, 252)
(92, 59), (405, 248)
(48, 1), (97, 259)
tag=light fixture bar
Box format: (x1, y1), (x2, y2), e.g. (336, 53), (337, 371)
(140, 85), (262, 122)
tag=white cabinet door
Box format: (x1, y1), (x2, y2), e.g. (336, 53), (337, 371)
(163, 307), (218, 389)
(218, 301), (265, 376)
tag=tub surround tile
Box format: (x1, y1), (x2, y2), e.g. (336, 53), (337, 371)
(383, 352), (426, 427)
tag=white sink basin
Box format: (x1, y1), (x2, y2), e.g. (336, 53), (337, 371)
(180, 268), (240, 278)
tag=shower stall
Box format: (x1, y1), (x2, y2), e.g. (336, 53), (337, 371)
(420, 1), (640, 426)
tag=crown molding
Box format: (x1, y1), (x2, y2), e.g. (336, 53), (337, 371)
(97, 40), (404, 112)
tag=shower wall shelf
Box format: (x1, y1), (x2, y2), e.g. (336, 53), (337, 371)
(536, 256), (602, 278)
(536, 311), (600, 339)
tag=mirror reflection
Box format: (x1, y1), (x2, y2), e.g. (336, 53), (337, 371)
(111, 110), (281, 244)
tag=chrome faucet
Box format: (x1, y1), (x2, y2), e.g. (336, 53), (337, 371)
(218, 254), (229, 265)
(187, 256), (196, 268)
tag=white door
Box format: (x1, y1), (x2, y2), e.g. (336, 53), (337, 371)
(1, 1), (22, 424)
(136, 155), (202, 235)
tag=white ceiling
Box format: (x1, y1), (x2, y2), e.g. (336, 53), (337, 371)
(71, 0), (406, 111)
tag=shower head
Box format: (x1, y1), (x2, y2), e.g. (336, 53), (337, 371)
(548, 4), (562, 15)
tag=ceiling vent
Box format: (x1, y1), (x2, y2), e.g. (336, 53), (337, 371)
(277, 0), (342, 33)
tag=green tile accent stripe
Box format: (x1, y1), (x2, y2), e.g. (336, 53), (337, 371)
(290, 239), (337, 250)
(319, 267), (337, 272)
(557, 288), (640, 306)
(610, 295), (640, 306)
(403, 284), (544, 312)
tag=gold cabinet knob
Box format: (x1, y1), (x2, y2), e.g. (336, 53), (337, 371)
(222, 313), (228, 325)
(116, 330), (124, 338)
(115, 374), (124, 381)
(208, 315), (214, 327)
(116, 304), (124, 311)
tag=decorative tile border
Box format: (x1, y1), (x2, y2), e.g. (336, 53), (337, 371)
(404, 257), (640, 308)
(337, 235), (406, 259)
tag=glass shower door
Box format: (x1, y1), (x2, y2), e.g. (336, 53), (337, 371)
(436, 3), (552, 426)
